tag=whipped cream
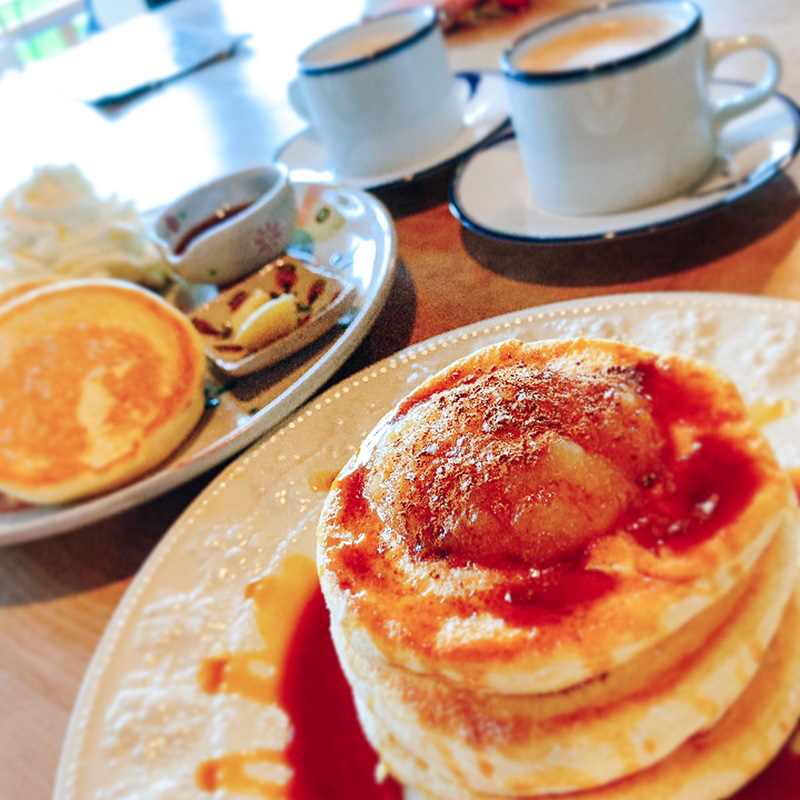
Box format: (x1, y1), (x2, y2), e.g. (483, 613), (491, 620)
(0, 165), (170, 289)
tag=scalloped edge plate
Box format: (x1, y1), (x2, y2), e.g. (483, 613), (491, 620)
(56, 291), (800, 800)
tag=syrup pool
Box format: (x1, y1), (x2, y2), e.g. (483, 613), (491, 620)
(196, 553), (401, 800)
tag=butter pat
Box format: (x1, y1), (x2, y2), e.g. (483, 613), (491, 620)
(229, 288), (270, 332)
(232, 293), (298, 349)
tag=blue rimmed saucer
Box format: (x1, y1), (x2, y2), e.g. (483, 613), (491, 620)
(449, 81), (800, 243)
(276, 71), (509, 190)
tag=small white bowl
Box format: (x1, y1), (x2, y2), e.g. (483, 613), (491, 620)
(154, 164), (296, 285)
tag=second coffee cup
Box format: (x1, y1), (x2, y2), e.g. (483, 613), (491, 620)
(291, 6), (463, 180)
(500, 0), (782, 215)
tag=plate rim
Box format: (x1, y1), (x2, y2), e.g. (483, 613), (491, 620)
(449, 81), (800, 244)
(54, 288), (800, 800)
(275, 69), (511, 190)
(0, 181), (398, 546)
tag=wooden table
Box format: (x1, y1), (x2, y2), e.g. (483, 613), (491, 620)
(2, 0), (799, 797)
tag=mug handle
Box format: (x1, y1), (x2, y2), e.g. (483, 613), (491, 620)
(707, 35), (782, 131)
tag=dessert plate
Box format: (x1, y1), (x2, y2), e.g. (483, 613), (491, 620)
(56, 292), (800, 800)
(276, 71), (510, 189)
(189, 258), (358, 377)
(450, 83), (800, 242)
(0, 181), (397, 545)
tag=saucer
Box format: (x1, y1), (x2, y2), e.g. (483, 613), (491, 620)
(449, 82), (800, 243)
(276, 71), (509, 190)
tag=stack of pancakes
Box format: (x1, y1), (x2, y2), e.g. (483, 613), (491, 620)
(317, 338), (800, 800)
(0, 279), (206, 505)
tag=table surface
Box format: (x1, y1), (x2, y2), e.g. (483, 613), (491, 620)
(3, 0), (800, 797)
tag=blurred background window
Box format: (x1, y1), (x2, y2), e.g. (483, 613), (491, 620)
(0, 0), (89, 69)
(0, 0), (174, 72)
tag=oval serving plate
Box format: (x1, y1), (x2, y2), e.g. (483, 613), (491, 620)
(0, 180), (397, 545)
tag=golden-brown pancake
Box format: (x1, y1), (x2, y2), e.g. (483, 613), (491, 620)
(335, 514), (797, 794)
(0, 278), (55, 306)
(0, 279), (206, 504)
(318, 338), (794, 692)
(399, 582), (800, 800)
(317, 337), (800, 799)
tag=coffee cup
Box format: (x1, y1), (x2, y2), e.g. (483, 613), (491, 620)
(500, 0), (782, 215)
(289, 6), (463, 180)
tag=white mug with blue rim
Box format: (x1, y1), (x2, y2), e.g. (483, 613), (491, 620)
(500, 0), (782, 215)
(290, 6), (463, 180)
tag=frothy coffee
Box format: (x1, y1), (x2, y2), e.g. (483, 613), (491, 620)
(312, 30), (408, 68)
(516, 14), (686, 73)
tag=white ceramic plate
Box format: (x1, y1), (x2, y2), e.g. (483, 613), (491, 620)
(0, 181), (397, 546)
(56, 292), (800, 800)
(450, 83), (800, 242)
(276, 71), (510, 189)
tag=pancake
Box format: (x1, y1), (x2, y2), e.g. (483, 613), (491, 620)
(336, 515), (798, 794)
(401, 581), (800, 800)
(0, 279), (206, 504)
(318, 338), (794, 692)
(0, 279), (55, 306)
(316, 337), (800, 799)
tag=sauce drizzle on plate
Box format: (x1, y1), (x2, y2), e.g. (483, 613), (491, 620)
(196, 553), (402, 800)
